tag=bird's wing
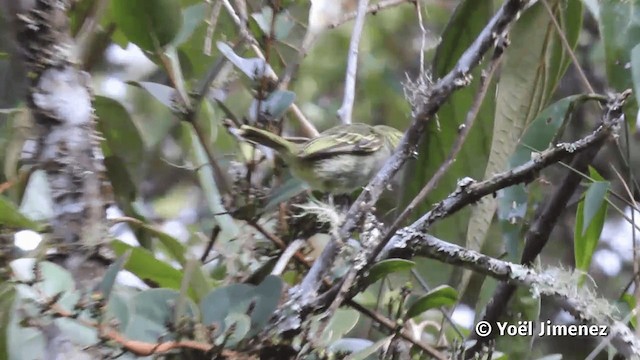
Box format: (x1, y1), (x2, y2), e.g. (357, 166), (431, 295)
(298, 124), (383, 159)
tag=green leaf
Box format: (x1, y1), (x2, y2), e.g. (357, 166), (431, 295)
(223, 313), (251, 346)
(263, 176), (308, 213)
(250, 7), (295, 40)
(172, 3), (208, 46)
(127, 81), (175, 108)
(466, 0), (582, 292)
(0, 284), (15, 360)
(185, 122), (240, 243)
(322, 309), (360, 345)
(249, 275), (282, 334)
(200, 276), (282, 336)
(110, 240), (184, 291)
(344, 336), (391, 360)
(498, 95), (586, 259)
(106, 293), (131, 331)
(0, 196), (40, 230)
(95, 96), (145, 184)
(630, 43), (640, 114)
(600, 0), (640, 125)
(217, 41), (274, 80)
(248, 90), (296, 123)
(574, 181), (609, 274)
(621, 293), (637, 328)
(328, 339), (374, 358)
(112, 0), (183, 51)
(125, 289), (197, 342)
(97, 251), (131, 300)
(363, 259), (414, 287)
(404, 285), (457, 319)
(200, 283), (254, 335)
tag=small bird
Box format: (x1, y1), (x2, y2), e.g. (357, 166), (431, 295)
(237, 123), (403, 194)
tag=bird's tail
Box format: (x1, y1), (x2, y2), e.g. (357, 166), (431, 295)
(238, 125), (298, 156)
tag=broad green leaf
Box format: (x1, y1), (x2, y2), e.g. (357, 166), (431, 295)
(223, 313), (251, 346)
(582, 180), (609, 236)
(97, 251), (131, 300)
(328, 339), (374, 358)
(466, 0), (582, 293)
(630, 43), (640, 115)
(249, 275), (283, 334)
(345, 336), (391, 360)
(172, 3), (208, 46)
(363, 259), (414, 287)
(106, 292), (131, 331)
(0, 195), (40, 230)
(248, 90), (296, 123)
(217, 41), (275, 80)
(200, 283), (254, 335)
(127, 81), (175, 109)
(0, 284), (15, 360)
(95, 96), (145, 184)
(200, 276), (282, 336)
(125, 289), (197, 342)
(404, 285), (457, 319)
(621, 293), (637, 328)
(112, 0), (183, 51)
(322, 309), (360, 345)
(186, 122), (240, 245)
(263, 176), (308, 213)
(250, 7), (295, 40)
(498, 95), (585, 259)
(574, 181), (609, 274)
(600, 0), (640, 125)
(110, 240), (185, 292)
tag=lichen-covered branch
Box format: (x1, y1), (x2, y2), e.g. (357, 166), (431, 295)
(11, 0), (107, 248)
(384, 231), (640, 358)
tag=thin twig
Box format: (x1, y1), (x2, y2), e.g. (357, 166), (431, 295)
(200, 225), (221, 263)
(414, 0), (427, 72)
(271, 239), (305, 275)
(204, 0), (223, 56)
(329, 0), (413, 29)
(337, 0), (370, 124)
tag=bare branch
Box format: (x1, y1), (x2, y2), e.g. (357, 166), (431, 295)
(330, 0), (413, 29)
(337, 0), (370, 124)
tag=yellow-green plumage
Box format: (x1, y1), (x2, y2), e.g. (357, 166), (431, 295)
(238, 123), (403, 194)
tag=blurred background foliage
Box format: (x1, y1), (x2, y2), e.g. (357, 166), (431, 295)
(1, 0), (640, 359)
